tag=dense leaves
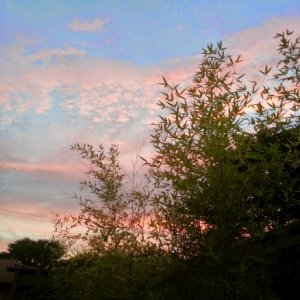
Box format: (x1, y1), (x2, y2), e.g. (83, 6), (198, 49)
(147, 30), (299, 253)
(50, 30), (300, 299)
(8, 237), (65, 269)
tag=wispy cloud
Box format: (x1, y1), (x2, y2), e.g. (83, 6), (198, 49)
(223, 17), (300, 77)
(0, 161), (80, 176)
(27, 47), (85, 62)
(0, 208), (56, 248)
(68, 18), (108, 33)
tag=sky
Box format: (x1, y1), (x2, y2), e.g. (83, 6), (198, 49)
(0, 0), (300, 250)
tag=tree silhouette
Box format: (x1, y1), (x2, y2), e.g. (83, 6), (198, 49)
(8, 237), (64, 269)
(53, 30), (300, 300)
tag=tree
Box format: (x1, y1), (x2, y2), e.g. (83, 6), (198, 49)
(228, 125), (300, 230)
(143, 30), (299, 299)
(54, 144), (152, 255)
(8, 237), (65, 269)
(146, 30), (299, 258)
(54, 30), (299, 299)
(53, 144), (157, 299)
(0, 250), (11, 258)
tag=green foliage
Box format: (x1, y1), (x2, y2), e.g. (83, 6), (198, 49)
(5, 238), (65, 300)
(8, 237), (65, 269)
(53, 30), (299, 299)
(0, 250), (11, 258)
(51, 248), (174, 300)
(147, 30), (299, 257)
(54, 144), (152, 255)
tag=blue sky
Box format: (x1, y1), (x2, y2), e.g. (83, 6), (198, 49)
(0, 0), (299, 249)
(2, 0), (299, 64)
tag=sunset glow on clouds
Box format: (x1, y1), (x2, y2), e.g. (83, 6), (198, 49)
(0, 0), (300, 250)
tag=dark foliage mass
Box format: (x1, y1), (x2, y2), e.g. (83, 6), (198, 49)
(7, 237), (65, 269)
(4, 30), (299, 299)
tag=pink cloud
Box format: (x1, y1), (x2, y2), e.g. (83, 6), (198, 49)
(0, 211), (55, 250)
(0, 44), (163, 129)
(68, 18), (108, 33)
(223, 16), (300, 78)
(0, 200), (72, 249)
(27, 47), (85, 62)
(0, 161), (82, 178)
